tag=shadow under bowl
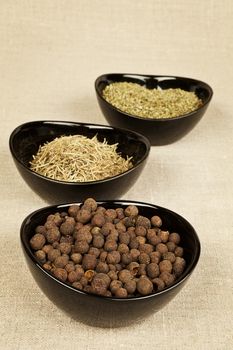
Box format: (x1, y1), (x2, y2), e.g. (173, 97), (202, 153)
(95, 73), (213, 146)
(9, 121), (150, 203)
(20, 200), (200, 328)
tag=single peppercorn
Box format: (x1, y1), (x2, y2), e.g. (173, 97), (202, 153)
(92, 234), (105, 249)
(169, 232), (181, 245)
(84, 269), (95, 282)
(88, 247), (100, 258)
(147, 263), (160, 279)
(53, 267), (67, 282)
(60, 217), (75, 235)
(30, 233), (46, 250)
(83, 198), (98, 212)
(118, 243), (129, 254)
(107, 270), (118, 281)
(162, 252), (176, 263)
(136, 236), (146, 245)
(47, 248), (61, 262)
(91, 273), (109, 295)
(136, 215), (151, 229)
(127, 262), (139, 276)
(150, 251), (161, 264)
(174, 246), (184, 257)
(118, 232), (130, 245)
(101, 222), (115, 236)
(115, 221), (126, 233)
(45, 227), (61, 243)
(91, 213), (105, 227)
(75, 265), (84, 280)
(123, 216), (136, 228)
(70, 253), (82, 264)
(124, 205), (139, 217)
(115, 287), (128, 298)
(110, 280), (123, 294)
(166, 241), (177, 252)
(106, 251), (121, 264)
(68, 204), (79, 218)
(72, 281), (83, 290)
(96, 262), (109, 274)
(118, 269), (133, 283)
(135, 225), (147, 237)
(130, 248), (140, 262)
(104, 240), (117, 252)
(151, 215), (162, 227)
(160, 272), (175, 286)
(35, 225), (47, 236)
(158, 230), (169, 243)
(105, 209), (117, 221)
(159, 260), (173, 274)
(136, 277), (153, 295)
(173, 257), (186, 276)
(121, 252), (133, 265)
(106, 231), (119, 242)
(54, 255), (69, 268)
(67, 270), (78, 283)
(74, 240), (89, 254)
(82, 254), (97, 270)
(59, 242), (72, 255)
(35, 250), (46, 263)
(99, 251), (108, 262)
(137, 264), (147, 276)
(124, 279), (137, 294)
(80, 276), (88, 287)
(129, 237), (139, 249)
(152, 277), (165, 291)
(138, 243), (153, 254)
(116, 208), (125, 220)
(65, 262), (75, 273)
(156, 243), (168, 254)
(76, 209), (92, 224)
(138, 252), (150, 264)
(43, 262), (52, 271)
(42, 244), (53, 254)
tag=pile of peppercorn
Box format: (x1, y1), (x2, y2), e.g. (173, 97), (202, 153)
(30, 198), (186, 298)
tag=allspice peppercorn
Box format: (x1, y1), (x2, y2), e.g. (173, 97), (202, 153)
(30, 233), (46, 250)
(136, 277), (153, 295)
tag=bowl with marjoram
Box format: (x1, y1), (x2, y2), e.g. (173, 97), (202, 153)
(95, 73), (213, 145)
(20, 199), (200, 327)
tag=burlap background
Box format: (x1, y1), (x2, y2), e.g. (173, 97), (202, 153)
(1, 1), (232, 349)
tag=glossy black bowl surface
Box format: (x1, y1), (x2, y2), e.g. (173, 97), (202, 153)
(9, 121), (150, 203)
(95, 73), (213, 145)
(20, 200), (200, 328)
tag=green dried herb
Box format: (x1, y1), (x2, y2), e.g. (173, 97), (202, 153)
(103, 82), (203, 119)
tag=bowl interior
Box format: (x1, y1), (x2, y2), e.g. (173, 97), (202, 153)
(21, 200), (200, 299)
(10, 121), (150, 179)
(96, 73), (213, 116)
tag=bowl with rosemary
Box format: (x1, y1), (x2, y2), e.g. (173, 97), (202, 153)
(95, 73), (213, 145)
(20, 198), (200, 327)
(9, 121), (150, 203)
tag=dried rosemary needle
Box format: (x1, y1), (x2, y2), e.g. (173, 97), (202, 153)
(30, 135), (133, 182)
(103, 82), (203, 119)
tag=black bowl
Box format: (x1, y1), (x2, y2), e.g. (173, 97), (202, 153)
(95, 73), (213, 145)
(20, 200), (200, 328)
(9, 121), (150, 203)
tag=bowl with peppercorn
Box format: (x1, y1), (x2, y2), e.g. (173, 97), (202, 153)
(9, 120), (150, 203)
(20, 198), (200, 327)
(95, 73), (213, 145)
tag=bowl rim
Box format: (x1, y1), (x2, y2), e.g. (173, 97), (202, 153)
(9, 120), (151, 186)
(95, 73), (214, 122)
(20, 199), (201, 303)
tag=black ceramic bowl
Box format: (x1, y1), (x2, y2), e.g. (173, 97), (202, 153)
(95, 73), (213, 145)
(20, 200), (200, 328)
(9, 121), (150, 203)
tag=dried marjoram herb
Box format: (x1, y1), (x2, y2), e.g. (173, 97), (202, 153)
(103, 82), (203, 119)
(30, 135), (133, 182)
